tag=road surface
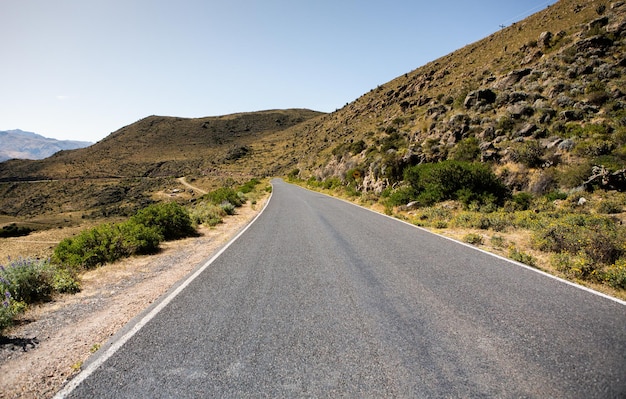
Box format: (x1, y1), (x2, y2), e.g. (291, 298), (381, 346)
(58, 179), (626, 398)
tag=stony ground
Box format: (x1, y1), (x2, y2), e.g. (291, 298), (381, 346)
(0, 199), (264, 399)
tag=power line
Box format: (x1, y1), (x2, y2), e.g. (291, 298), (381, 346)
(500, 0), (556, 26)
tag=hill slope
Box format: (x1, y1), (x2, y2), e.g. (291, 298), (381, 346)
(0, 109), (323, 217)
(0, 130), (91, 162)
(277, 0), (625, 194)
(0, 109), (322, 180)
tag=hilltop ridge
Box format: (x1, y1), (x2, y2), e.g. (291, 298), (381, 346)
(0, 109), (323, 217)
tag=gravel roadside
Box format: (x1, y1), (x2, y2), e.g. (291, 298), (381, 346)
(0, 198), (265, 399)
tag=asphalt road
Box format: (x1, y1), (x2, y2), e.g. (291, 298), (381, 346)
(58, 179), (626, 398)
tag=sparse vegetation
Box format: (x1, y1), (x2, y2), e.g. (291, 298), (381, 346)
(0, 178), (269, 333)
(202, 187), (244, 208)
(284, 0), (626, 298)
(0, 257), (74, 333)
(189, 202), (227, 227)
(0, 223), (34, 238)
(300, 172), (626, 297)
(509, 247), (537, 268)
(463, 233), (484, 245)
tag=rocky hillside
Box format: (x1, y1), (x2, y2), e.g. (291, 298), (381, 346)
(285, 0), (625, 194)
(0, 130), (91, 162)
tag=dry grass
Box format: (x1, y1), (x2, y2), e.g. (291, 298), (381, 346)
(293, 178), (626, 302)
(0, 216), (107, 262)
(0, 193), (269, 399)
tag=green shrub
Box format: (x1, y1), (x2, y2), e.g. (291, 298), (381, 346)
(130, 202), (195, 241)
(0, 258), (54, 304)
(551, 252), (600, 280)
(349, 140), (366, 155)
(220, 202), (236, 215)
(0, 295), (26, 333)
(189, 202), (226, 226)
(604, 259), (626, 289)
(509, 247), (537, 267)
(511, 192), (534, 211)
(54, 224), (122, 268)
(558, 162), (593, 189)
(202, 187), (244, 207)
(385, 186), (417, 207)
(54, 220), (163, 269)
(596, 199), (623, 214)
(239, 178), (261, 194)
(287, 169), (300, 180)
(118, 220), (162, 254)
(450, 137), (480, 162)
(379, 133), (405, 152)
(0, 223), (34, 238)
(322, 177), (342, 190)
(510, 141), (544, 168)
(452, 212), (485, 229)
(0, 258), (82, 333)
(451, 211), (510, 231)
(491, 235), (506, 247)
(403, 161), (510, 207)
(52, 267), (81, 294)
(574, 139), (615, 157)
(533, 217), (624, 265)
(463, 233), (484, 245)
(497, 115), (516, 132)
(332, 140), (367, 158)
(545, 191), (568, 201)
(412, 206), (453, 228)
(485, 212), (510, 232)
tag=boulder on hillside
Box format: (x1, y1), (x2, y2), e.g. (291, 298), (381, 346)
(561, 109), (585, 121)
(507, 102), (534, 119)
(492, 68), (532, 89)
(576, 35), (614, 56)
(538, 31), (552, 49)
(447, 113), (471, 136)
(514, 123), (538, 137)
(463, 89), (497, 109)
(509, 92), (529, 103)
(558, 139), (576, 152)
(522, 50), (543, 65)
(547, 81), (570, 98)
(606, 19), (626, 36)
(587, 16), (610, 30)
(583, 166), (626, 191)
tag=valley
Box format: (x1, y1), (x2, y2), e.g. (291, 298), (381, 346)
(1, 1), (626, 396)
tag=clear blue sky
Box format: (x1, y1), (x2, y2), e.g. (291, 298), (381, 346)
(1, 0), (556, 143)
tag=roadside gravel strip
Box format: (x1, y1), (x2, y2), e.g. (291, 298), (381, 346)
(57, 179), (626, 398)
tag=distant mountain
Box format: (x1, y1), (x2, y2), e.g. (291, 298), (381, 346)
(0, 129), (92, 162)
